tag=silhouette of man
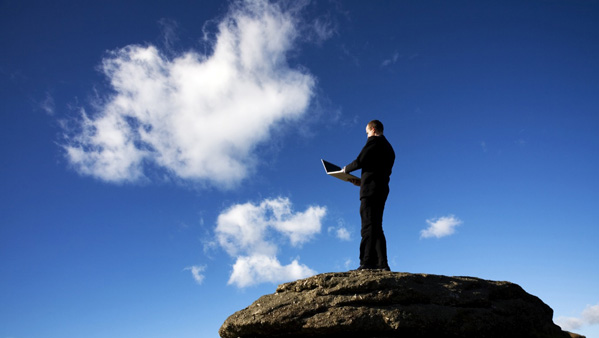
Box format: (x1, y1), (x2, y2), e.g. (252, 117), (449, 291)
(343, 120), (395, 271)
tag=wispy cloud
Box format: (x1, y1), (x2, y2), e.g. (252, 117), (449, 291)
(335, 227), (351, 241)
(40, 92), (55, 115)
(420, 215), (462, 239)
(310, 15), (337, 44)
(480, 141), (488, 153)
(158, 18), (180, 54)
(215, 197), (326, 288)
(381, 51), (399, 67)
(62, 0), (317, 188)
(327, 219), (351, 241)
(343, 258), (353, 270)
(184, 265), (206, 285)
(556, 303), (599, 331)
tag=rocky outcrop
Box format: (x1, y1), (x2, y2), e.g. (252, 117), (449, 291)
(220, 271), (584, 338)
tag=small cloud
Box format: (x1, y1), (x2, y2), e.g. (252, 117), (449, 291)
(215, 197), (326, 288)
(202, 238), (219, 257)
(515, 138), (527, 146)
(556, 316), (583, 331)
(481, 141), (488, 153)
(583, 304), (599, 324)
(328, 225), (351, 241)
(556, 303), (599, 331)
(311, 16), (337, 43)
(381, 51), (399, 67)
(184, 265), (206, 285)
(343, 258), (353, 270)
(158, 18), (180, 53)
(420, 215), (462, 239)
(340, 44), (360, 67)
(40, 92), (55, 115)
(336, 227), (351, 241)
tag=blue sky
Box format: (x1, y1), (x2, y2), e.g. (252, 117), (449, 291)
(1, 0), (598, 337)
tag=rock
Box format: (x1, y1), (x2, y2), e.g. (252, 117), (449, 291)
(219, 271), (583, 338)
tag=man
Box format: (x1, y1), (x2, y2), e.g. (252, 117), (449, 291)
(343, 120), (395, 271)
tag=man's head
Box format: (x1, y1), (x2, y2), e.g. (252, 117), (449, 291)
(366, 120), (384, 137)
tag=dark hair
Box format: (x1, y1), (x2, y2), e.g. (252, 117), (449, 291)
(368, 120), (384, 133)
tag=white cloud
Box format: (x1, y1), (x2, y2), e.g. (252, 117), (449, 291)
(328, 225), (351, 241)
(158, 18), (180, 53)
(556, 316), (583, 331)
(420, 215), (462, 239)
(215, 197), (326, 288)
(381, 51), (399, 67)
(311, 16), (337, 43)
(327, 218), (351, 241)
(184, 265), (206, 285)
(556, 303), (599, 331)
(336, 227), (351, 241)
(40, 92), (55, 115)
(343, 258), (353, 270)
(228, 255), (315, 288)
(63, 0), (316, 188)
(216, 200), (278, 257)
(583, 304), (599, 324)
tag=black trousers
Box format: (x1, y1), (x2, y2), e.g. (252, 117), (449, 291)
(359, 192), (389, 269)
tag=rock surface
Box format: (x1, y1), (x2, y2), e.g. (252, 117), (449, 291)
(220, 271), (584, 338)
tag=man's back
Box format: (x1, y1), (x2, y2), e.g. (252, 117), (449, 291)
(346, 135), (395, 198)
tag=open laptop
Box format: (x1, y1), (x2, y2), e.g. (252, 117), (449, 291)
(321, 159), (359, 182)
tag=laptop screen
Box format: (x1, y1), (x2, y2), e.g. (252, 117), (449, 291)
(321, 159), (341, 173)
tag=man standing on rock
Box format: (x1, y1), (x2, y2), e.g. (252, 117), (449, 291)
(343, 120), (395, 271)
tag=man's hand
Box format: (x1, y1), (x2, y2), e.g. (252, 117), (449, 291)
(348, 178), (361, 186)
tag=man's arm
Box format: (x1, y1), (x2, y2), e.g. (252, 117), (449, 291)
(344, 137), (376, 173)
(348, 178), (361, 186)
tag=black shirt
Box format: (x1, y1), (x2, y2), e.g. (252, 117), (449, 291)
(345, 135), (395, 199)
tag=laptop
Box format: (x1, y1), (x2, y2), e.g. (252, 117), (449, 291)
(321, 159), (359, 182)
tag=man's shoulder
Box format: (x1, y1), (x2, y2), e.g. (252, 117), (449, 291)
(373, 135), (392, 147)
(365, 135), (393, 151)
(369, 135), (386, 142)
(378, 136), (395, 158)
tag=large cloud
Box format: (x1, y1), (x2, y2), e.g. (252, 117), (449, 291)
(215, 197), (326, 288)
(64, 0), (315, 187)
